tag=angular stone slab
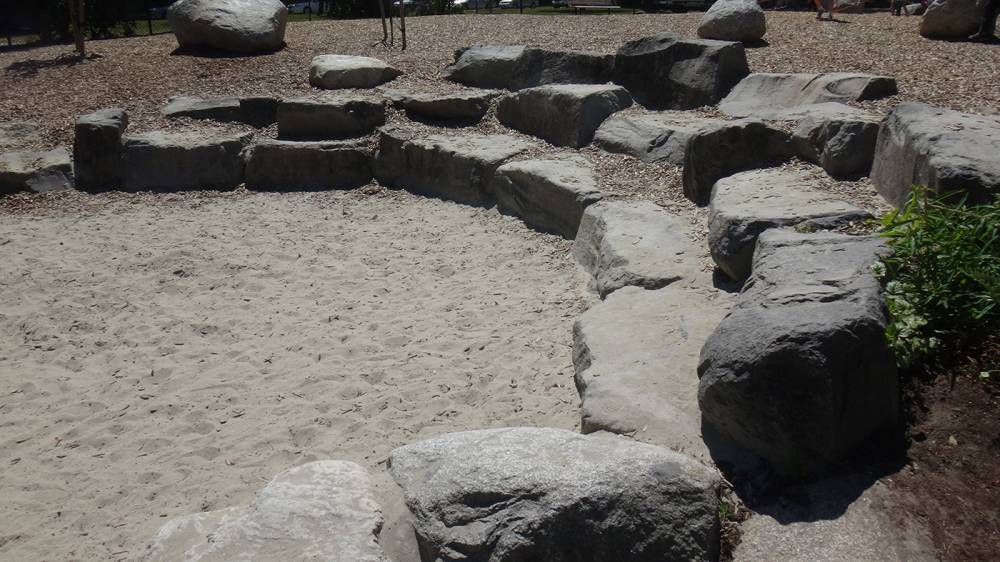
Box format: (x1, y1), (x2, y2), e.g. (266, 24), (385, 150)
(793, 108), (881, 178)
(375, 126), (535, 207)
(0, 121), (40, 150)
(614, 33), (750, 110)
(244, 139), (372, 191)
(719, 73), (897, 120)
(310, 54), (402, 90)
(163, 96), (242, 122)
(708, 168), (872, 281)
(384, 88), (498, 123)
(871, 102), (1000, 206)
(74, 108), (128, 191)
(0, 148), (74, 194)
(496, 84), (633, 148)
(389, 427), (721, 562)
(592, 111), (709, 165)
(573, 200), (699, 297)
(698, 230), (899, 476)
(145, 460), (385, 562)
(168, 0), (288, 54)
(574, 284), (732, 463)
(442, 45), (614, 90)
(121, 130), (250, 191)
(490, 157), (603, 239)
(277, 95), (386, 140)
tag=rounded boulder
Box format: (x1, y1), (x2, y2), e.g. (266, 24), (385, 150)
(168, 0), (288, 54)
(697, 0), (767, 43)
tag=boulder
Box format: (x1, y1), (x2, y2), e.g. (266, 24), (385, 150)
(0, 148), (74, 195)
(593, 111), (701, 164)
(74, 108), (128, 191)
(0, 121), (40, 150)
(244, 139), (372, 191)
(920, 0), (986, 38)
(384, 88), (498, 123)
(698, 230), (899, 476)
(719, 73), (898, 120)
(792, 109), (881, 178)
(309, 55), (402, 89)
(496, 84), (633, 148)
(442, 45), (614, 90)
(277, 95), (386, 139)
(573, 200), (699, 297)
(697, 0), (767, 42)
(120, 130), (250, 191)
(163, 96), (242, 122)
(167, 0), (288, 54)
(490, 157), (603, 238)
(871, 102), (1000, 206)
(389, 427), (722, 562)
(574, 284), (732, 462)
(375, 126), (535, 206)
(707, 168), (872, 281)
(613, 33), (750, 110)
(144, 461), (385, 562)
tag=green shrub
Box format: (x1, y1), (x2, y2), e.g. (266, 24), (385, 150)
(875, 187), (1000, 369)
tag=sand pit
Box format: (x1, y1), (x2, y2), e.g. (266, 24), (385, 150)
(0, 188), (585, 561)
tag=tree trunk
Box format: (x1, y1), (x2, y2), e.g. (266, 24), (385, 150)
(378, 0), (388, 43)
(68, 0), (86, 56)
(399, 0), (406, 51)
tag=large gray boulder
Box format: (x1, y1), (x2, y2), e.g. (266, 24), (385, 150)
(613, 33), (750, 110)
(277, 95), (386, 139)
(698, 230), (899, 476)
(0, 121), (40, 150)
(719, 73), (897, 120)
(708, 168), (872, 281)
(871, 102), (1000, 206)
(793, 109), (881, 178)
(574, 284), (732, 463)
(167, 0), (288, 54)
(697, 0), (767, 42)
(920, 0), (986, 39)
(121, 130), (250, 191)
(309, 55), (402, 90)
(442, 45), (614, 90)
(384, 88), (498, 123)
(496, 84), (633, 148)
(491, 157), (603, 239)
(375, 126), (535, 206)
(593, 111), (707, 165)
(144, 461), (385, 562)
(74, 108), (128, 191)
(389, 427), (722, 562)
(0, 148), (73, 195)
(244, 139), (372, 191)
(573, 200), (699, 297)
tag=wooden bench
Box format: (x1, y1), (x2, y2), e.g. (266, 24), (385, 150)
(569, 0), (622, 14)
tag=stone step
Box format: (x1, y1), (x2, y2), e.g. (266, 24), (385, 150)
(74, 108), (128, 191)
(384, 88), (498, 123)
(792, 107), (881, 178)
(719, 72), (897, 120)
(309, 54), (402, 90)
(0, 148), (73, 194)
(244, 139), (372, 191)
(497, 84), (632, 148)
(277, 95), (386, 140)
(121, 131), (250, 192)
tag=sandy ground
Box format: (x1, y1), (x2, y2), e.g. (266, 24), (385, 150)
(0, 188), (586, 561)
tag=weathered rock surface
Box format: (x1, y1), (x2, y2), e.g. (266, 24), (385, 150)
(309, 55), (402, 89)
(593, 111), (703, 164)
(121, 130), (250, 191)
(871, 102), (1000, 206)
(277, 95), (386, 139)
(74, 108), (128, 191)
(697, 0), (767, 42)
(491, 157), (603, 238)
(573, 200), (699, 297)
(920, 0), (986, 39)
(496, 84), (632, 148)
(244, 139), (372, 190)
(384, 88), (498, 123)
(0, 121), (40, 150)
(698, 230), (899, 476)
(793, 109), (881, 178)
(574, 284), (732, 462)
(0, 148), (74, 194)
(145, 460), (385, 562)
(708, 168), (872, 281)
(442, 45), (613, 90)
(375, 126), (534, 206)
(719, 73), (897, 119)
(389, 427), (722, 562)
(614, 33), (750, 110)
(167, 0), (288, 54)
(163, 96), (242, 122)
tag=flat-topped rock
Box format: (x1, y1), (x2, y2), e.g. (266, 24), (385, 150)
(496, 84), (632, 148)
(871, 102), (1000, 206)
(244, 139), (372, 191)
(443, 44), (613, 90)
(74, 108), (128, 191)
(697, 0), (767, 42)
(163, 96), (242, 122)
(574, 284), (732, 463)
(390, 427), (722, 562)
(699, 230), (899, 476)
(793, 108), (881, 178)
(384, 88), (498, 122)
(920, 0), (985, 39)
(719, 73), (897, 119)
(0, 121), (40, 150)
(375, 126), (535, 206)
(144, 461), (385, 562)
(310, 54), (402, 89)
(573, 200), (699, 297)
(491, 157), (603, 238)
(592, 111), (729, 165)
(0, 148), (73, 194)
(708, 168), (872, 281)
(614, 33), (750, 110)
(168, 0), (288, 54)
(121, 130), (250, 191)
(277, 95), (386, 139)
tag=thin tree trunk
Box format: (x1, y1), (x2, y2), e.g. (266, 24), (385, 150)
(68, 0), (85, 57)
(399, 0), (406, 51)
(378, 0), (388, 43)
